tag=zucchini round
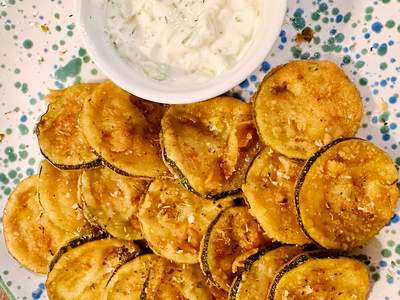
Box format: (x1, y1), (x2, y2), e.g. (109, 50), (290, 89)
(229, 244), (304, 300)
(268, 251), (369, 300)
(36, 84), (100, 169)
(254, 60), (363, 160)
(48, 230), (109, 272)
(295, 138), (399, 250)
(3, 176), (74, 274)
(39, 160), (93, 235)
(103, 254), (160, 300)
(243, 148), (310, 245)
(79, 167), (149, 240)
(144, 259), (217, 299)
(161, 96), (260, 199)
(46, 238), (140, 300)
(138, 178), (234, 264)
(80, 81), (168, 178)
(200, 206), (271, 291)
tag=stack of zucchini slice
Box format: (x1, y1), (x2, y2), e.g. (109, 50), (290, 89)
(2, 60), (399, 300)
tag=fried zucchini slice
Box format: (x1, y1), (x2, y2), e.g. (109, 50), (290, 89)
(254, 60), (363, 159)
(200, 206), (271, 291)
(295, 138), (399, 250)
(79, 167), (149, 240)
(39, 160), (93, 235)
(46, 238), (140, 300)
(80, 81), (168, 178)
(229, 244), (304, 300)
(138, 178), (235, 264)
(144, 259), (217, 299)
(268, 252), (369, 300)
(3, 176), (74, 274)
(36, 84), (100, 169)
(103, 254), (160, 300)
(161, 96), (260, 199)
(243, 148), (309, 245)
(49, 230), (109, 271)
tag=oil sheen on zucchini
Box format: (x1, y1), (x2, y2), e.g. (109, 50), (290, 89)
(39, 160), (93, 235)
(36, 84), (100, 169)
(103, 254), (160, 300)
(243, 148), (310, 245)
(268, 251), (369, 300)
(254, 60), (363, 160)
(229, 244), (303, 300)
(295, 138), (399, 250)
(161, 96), (260, 199)
(144, 258), (218, 299)
(79, 167), (149, 240)
(138, 178), (234, 264)
(46, 238), (140, 300)
(80, 81), (168, 178)
(200, 206), (271, 291)
(3, 176), (74, 274)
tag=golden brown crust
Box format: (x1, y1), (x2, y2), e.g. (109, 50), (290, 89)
(3, 176), (74, 274)
(80, 81), (169, 178)
(46, 239), (139, 300)
(39, 160), (93, 235)
(79, 167), (149, 240)
(200, 206), (271, 291)
(161, 96), (260, 198)
(270, 255), (369, 300)
(230, 245), (304, 300)
(254, 60), (363, 159)
(103, 254), (159, 300)
(296, 138), (399, 250)
(37, 84), (99, 168)
(139, 178), (234, 264)
(145, 259), (216, 299)
(243, 148), (310, 245)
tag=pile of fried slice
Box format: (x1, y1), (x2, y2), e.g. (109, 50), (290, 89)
(3, 61), (399, 300)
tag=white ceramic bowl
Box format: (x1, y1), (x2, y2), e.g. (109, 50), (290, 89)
(75, 0), (287, 104)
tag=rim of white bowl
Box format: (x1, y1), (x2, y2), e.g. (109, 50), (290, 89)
(75, 0), (287, 104)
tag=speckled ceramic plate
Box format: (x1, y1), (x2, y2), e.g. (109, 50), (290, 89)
(0, 1), (399, 299)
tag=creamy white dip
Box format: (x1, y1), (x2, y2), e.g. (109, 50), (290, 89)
(106, 0), (260, 81)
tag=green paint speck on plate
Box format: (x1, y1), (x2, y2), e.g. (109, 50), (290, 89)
(55, 58), (82, 82)
(22, 39), (33, 49)
(21, 83), (28, 93)
(19, 150), (28, 159)
(18, 124), (29, 135)
(78, 48), (87, 57)
(381, 249), (392, 257)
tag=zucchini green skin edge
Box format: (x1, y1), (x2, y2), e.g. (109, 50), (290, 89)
(267, 251), (353, 300)
(199, 206), (234, 289)
(139, 274), (150, 300)
(228, 243), (317, 300)
(228, 242), (282, 300)
(160, 131), (241, 200)
(293, 137), (363, 247)
(40, 151), (101, 170)
(35, 117), (101, 170)
(48, 229), (109, 272)
(105, 253), (154, 291)
(97, 150), (154, 180)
